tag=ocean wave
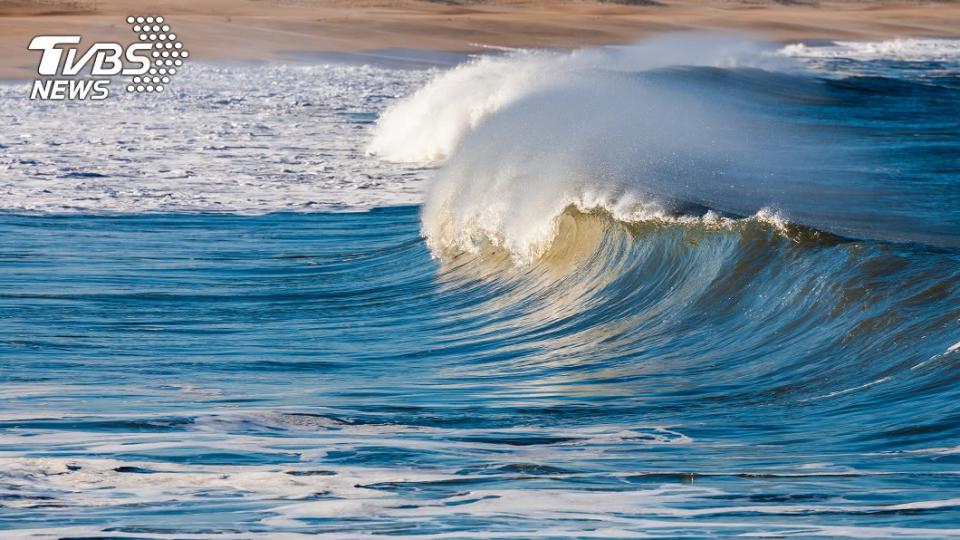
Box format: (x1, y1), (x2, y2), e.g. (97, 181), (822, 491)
(779, 38), (960, 62)
(365, 35), (960, 254)
(3, 206), (959, 536)
(368, 34), (787, 164)
(408, 49), (825, 262)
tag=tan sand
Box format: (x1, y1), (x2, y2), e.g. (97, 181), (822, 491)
(2, 0), (960, 79)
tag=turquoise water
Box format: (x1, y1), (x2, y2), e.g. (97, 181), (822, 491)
(1, 37), (960, 538)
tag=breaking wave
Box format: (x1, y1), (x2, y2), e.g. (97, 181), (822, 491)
(371, 35), (960, 259)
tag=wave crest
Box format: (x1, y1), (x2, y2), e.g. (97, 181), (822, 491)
(424, 187), (800, 266)
(414, 55), (812, 263)
(368, 35), (783, 164)
(373, 33), (960, 258)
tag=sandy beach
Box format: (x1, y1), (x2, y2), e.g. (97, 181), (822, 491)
(2, 0), (959, 78)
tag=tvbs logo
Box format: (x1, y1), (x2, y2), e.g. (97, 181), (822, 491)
(29, 16), (189, 101)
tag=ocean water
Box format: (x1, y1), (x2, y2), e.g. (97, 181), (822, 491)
(1, 35), (959, 538)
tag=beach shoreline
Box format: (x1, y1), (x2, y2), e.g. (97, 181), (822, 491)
(2, 0), (960, 79)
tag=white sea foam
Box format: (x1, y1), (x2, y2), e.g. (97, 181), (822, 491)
(779, 38), (960, 62)
(2, 407), (956, 538)
(804, 376), (893, 401)
(0, 63), (432, 214)
(0, 411), (704, 537)
(911, 338), (960, 370)
(4, 452), (957, 538)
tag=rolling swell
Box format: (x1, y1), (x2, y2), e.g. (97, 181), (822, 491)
(437, 207), (960, 421)
(370, 36), (960, 531)
(369, 34), (960, 444)
(2, 206), (959, 536)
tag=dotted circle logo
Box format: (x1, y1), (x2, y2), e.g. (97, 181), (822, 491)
(124, 16), (188, 94)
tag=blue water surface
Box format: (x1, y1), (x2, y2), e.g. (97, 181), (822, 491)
(1, 44), (960, 539)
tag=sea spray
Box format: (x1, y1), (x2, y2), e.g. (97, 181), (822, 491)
(368, 34), (785, 164)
